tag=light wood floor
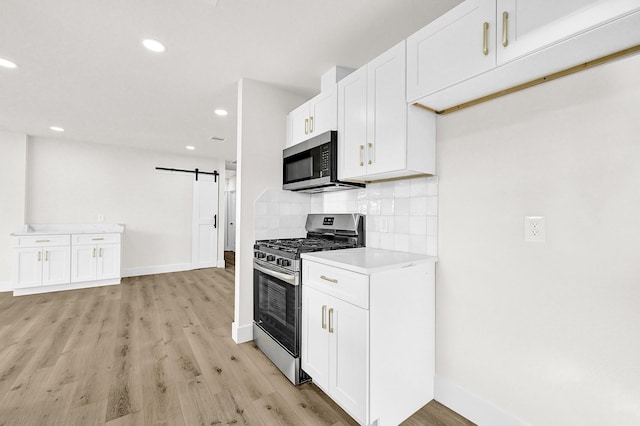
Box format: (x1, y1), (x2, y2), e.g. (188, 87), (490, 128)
(0, 252), (474, 425)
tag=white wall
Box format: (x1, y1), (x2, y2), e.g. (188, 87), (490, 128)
(0, 132), (27, 289)
(436, 54), (640, 425)
(233, 78), (306, 343)
(26, 137), (226, 276)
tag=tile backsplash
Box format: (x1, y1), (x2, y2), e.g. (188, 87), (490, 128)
(254, 188), (310, 241)
(254, 176), (438, 256)
(311, 176), (438, 256)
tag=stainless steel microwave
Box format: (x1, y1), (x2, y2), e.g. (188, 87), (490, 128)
(282, 131), (364, 193)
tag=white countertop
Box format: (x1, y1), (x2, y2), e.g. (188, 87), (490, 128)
(11, 223), (125, 236)
(301, 247), (436, 274)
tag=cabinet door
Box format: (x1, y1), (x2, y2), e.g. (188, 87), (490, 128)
(301, 286), (330, 392)
(366, 41), (407, 176)
(71, 245), (97, 283)
(288, 102), (311, 146)
(497, 0), (640, 65)
(42, 246), (71, 286)
(97, 244), (121, 280)
(12, 248), (42, 288)
(337, 66), (368, 181)
(309, 87), (337, 137)
(329, 297), (369, 425)
(406, 0), (496, 101)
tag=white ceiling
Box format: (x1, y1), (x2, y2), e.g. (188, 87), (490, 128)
(0, 0), (461, 162)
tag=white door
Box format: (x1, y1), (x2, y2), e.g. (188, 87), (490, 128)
(71, 245), (96, 283)
(366, 41), (407, 176)
(192, 175), (219, 269)
(329, 297), (369, 425)
(301, 286), (331, 392)
(97, 244), (121, 280)
(225, 190), (236, 251)
(496, 0), (638, 65)
(42, 246), (71, 286)
(406, 0), (497, 101)
(338, 66), (368, 181)
(309, 87), (337, 137)
(289, 102), (311, 146)
(13, 248), (42, 288)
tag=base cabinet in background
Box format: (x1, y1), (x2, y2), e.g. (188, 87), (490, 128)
(12, 245), (71, 289)
(10, 230), (123, 296)
(71, 233), (121, 283)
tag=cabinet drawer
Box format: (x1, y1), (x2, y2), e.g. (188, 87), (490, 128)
(12, 234), (70, 248)
(72, 233), (121, 245)
(303, 261), (369, 309)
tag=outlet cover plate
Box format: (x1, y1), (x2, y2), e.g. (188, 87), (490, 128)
(524, 216), (546, 242)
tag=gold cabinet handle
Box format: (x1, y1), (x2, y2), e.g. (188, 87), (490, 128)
(93, 248), (96, 258)
(320, 275), (338, 284)
(37, 251), (41, 262)
(44, 251), (48, 261)
(359, 145), (365, 167)
(304, 118), (309, 135)
(309, 116), (314, 133)
(502, 11), (509, 47)
(328, 308), (334, 333)
(36, 239), (50, 243)
(368, 142), (373, 165)
(321, 305), (327, 329)
(92, 237), (104, 241)
(99, 248), (103, 257)
(482, 22), (489, 55)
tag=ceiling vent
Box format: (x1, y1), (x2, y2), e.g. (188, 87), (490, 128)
(210, 136), (225, 142)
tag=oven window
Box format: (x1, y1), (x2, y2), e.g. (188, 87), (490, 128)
(254, 268), (299, 356)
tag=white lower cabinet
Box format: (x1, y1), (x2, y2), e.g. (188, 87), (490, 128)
(302, 286), (368, 423)
(11, 229), (123, 295)
(302, 249), (435, 426)
(71, 233), (121, 282)
(12, 245), (71, 289)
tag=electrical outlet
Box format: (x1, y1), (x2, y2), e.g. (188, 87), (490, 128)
(524, 216), (545, 242)
(97, 213), (105, 223)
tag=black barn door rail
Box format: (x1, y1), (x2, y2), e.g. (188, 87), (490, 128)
(155, 167), (219, 182)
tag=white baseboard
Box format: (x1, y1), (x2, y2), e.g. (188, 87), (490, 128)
(122, 263), (193, 278)
(232, 321), (253, 344)
(435, 376), (528, 426)
(13, 278), (120, 296)
(0, 281), (11, 293)
(218, 260), (226, 268)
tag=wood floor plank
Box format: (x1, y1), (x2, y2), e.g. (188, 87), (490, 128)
(0, 252), (474, 425)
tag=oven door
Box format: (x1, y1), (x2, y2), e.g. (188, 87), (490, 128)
(253, 261), (300, 357)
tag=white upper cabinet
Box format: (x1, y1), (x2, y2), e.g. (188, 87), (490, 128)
(339, 41), (436, 182)
(407, 0), (496, 102)
(496, 0), (640, 65)
(408, 0), (640, 108)
(286, 87), (338, 148)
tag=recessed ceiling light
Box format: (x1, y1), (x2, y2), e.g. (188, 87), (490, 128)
(142, 38), (166, 53)
(49, 126), (65, 132)
(214, 109), (228, 116)
(186, 145), (195, 150)
(0, 57), (18, 69)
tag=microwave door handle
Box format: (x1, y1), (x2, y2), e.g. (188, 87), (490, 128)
(254, 263), (297, 286)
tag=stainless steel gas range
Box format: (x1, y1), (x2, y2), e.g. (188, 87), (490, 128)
(253, 213), (365, 385)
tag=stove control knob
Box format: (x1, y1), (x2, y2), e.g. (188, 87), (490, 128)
(266, 255), (275, 262)
(281, 259), (291, 267)
(255, 252), (266, 259)
(276, 258), (282, 266)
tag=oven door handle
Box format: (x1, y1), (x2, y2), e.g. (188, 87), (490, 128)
(254, 262), (298, 286)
